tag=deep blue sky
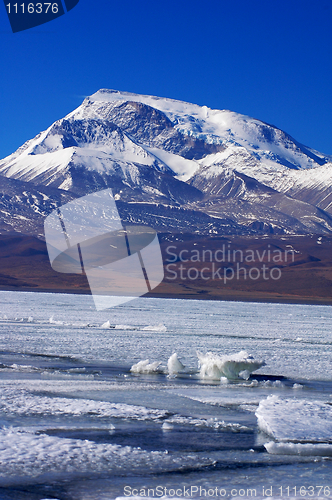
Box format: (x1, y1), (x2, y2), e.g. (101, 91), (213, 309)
(0, 0), (331, 160)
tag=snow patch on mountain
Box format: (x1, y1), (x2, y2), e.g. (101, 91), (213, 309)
(0, 117), (172, 190)
(0, 148), (74, 185)
(143, 146), (200, 181)
(84, 89), (331, 169)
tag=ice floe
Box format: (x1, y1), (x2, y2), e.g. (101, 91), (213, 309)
(167, 353), (185, 376)
(197, 350), (265, 380)
(142, 323), (167, 332)
(265, 441), (332, 456)
(256, 395), (332, 443)
(130, 359), (161, 374)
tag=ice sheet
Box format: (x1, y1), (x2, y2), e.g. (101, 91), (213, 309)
(0, 427), (213, 483)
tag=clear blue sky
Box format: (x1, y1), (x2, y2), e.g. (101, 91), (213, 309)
(0, 0), (331, 160)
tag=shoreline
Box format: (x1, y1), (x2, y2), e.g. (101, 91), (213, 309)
(1, 285), (332, 306)
(1, 233), (332, 307)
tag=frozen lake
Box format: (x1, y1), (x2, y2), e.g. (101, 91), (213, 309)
(0, 291), (332, 499)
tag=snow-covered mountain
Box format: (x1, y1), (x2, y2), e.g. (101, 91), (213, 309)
(1, 89), (332, 236)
